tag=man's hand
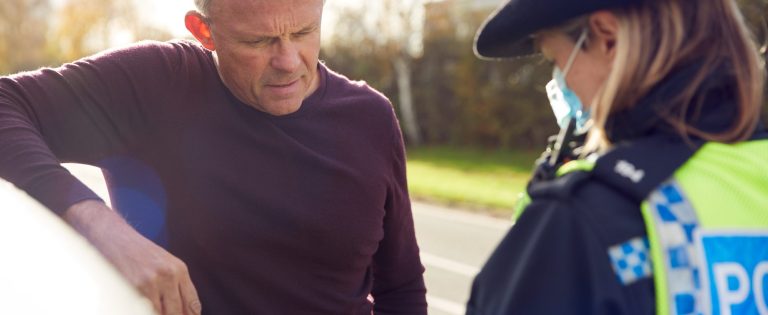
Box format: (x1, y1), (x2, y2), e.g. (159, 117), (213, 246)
(63, 200), (202, 315)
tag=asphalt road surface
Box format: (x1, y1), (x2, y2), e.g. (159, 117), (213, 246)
(412, 202), (512, 315)
(64, 164), (514, 315)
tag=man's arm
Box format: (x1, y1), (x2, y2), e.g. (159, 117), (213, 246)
(0, 41), (204, 315)
(371, 108), (427, 315)
(64, 200), (201, 315)
(0, 41), (180, 213)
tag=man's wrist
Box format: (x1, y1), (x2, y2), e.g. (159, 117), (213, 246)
(62, 199), (125, 239)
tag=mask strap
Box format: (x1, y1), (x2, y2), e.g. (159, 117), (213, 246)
(562, 28), (589, 76)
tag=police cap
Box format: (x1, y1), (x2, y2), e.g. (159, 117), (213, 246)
(474, 0), (640, 59)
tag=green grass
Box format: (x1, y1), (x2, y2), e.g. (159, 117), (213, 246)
(406, 146), (540, 216)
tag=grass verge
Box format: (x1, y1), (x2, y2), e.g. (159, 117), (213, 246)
(405, 146), (539, 216)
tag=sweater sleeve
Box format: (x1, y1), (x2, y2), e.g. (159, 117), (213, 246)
(370, 107), (427, 315)
(0, 40), (192, 214)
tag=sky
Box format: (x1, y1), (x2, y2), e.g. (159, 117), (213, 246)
(138, 0), (198, 37)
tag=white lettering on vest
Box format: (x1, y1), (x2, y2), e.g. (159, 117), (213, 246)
(614, 160), (645, 183)
(755, 262), (768, 315)
(713, 262), (768, 315)
(714, 263), (750, 315)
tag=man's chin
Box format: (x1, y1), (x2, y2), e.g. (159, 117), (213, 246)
(255, 99), (303, 116)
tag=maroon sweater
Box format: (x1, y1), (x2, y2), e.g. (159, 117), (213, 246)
(0, 40), (426, 314)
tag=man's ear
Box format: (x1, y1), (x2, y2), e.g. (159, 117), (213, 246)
(588, 11), (619, 60)
(185, 11), (216, 50)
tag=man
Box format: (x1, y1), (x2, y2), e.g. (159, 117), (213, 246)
(0, 0), (427, 314)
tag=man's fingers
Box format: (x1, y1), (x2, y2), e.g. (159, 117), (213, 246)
(158, 267), (185, 315)
(63, 203), (198, 315)
(179, 275), (202, 315)
(138, 284), (162, 315)
(161, 291), (184, 315)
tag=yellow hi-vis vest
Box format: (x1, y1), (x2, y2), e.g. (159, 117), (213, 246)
(515, 139), (768, 314)
(642, 140), (768, 315)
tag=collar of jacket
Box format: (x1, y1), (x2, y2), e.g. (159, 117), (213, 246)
(604, 61), (742, 144)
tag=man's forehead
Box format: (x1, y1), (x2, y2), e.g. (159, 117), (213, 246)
(209, 0), (323, 32)
(210, 0), (323, 16)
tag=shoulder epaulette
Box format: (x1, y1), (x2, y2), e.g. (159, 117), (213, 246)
(591, 136), (702, 203)
(519, 136), (702, 219)
(528, 167), (592, 200)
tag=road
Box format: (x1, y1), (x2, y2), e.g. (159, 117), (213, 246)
(63, 164), (514, 315)
(412, 202), (511, 315)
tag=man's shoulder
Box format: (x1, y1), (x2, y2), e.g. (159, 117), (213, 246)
(132, 39), (209, 61)
(130, 39), (205, 52)
(320, 63), (392, 109)
(73, 39), (210, 73)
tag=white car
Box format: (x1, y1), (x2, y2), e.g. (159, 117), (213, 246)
(0, 179), (154, 315)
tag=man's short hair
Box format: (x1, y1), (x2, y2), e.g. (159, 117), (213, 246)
(195, 0), (211, 15)
(195, 0), (325, 16)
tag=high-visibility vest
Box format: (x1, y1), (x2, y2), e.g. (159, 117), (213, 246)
(515, 139), (768, 314)
(642, 140), (768, 315)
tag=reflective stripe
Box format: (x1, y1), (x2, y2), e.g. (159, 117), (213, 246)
(645, 179), (703, 315)
(642, 140), (768, 315)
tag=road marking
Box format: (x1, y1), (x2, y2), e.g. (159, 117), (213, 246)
(412, 201), (513, 231)
(421, 252), (480, 277)
(427, 294), (467, 315)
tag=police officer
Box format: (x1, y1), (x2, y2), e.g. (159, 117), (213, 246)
(467, 0), (768, 314)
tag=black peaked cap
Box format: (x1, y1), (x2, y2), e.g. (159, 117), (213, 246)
(474, 0), (640, 59)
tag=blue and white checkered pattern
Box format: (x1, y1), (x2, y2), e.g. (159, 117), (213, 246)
(646, 179), (702, 315)
(608, 237), (652, 285)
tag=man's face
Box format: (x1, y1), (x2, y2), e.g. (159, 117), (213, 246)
(206, 0), (323, 116)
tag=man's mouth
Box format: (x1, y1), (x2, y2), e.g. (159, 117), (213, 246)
(264, 78), (301, 95)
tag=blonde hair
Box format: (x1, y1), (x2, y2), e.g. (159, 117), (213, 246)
(585, 0), (764, 151)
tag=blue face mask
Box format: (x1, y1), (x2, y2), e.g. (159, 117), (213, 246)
(545, 29), (590, 133)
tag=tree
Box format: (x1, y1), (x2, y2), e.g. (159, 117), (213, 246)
(0, 0), (172, 74)
(736, 0), (768, 123)
(0, 0), (52, 74)
(324, 0), (424, 146)
(323, 0), (768, 149)
(50, 0), (171, 63)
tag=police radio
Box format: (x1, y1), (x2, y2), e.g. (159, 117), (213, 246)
(531, 118), (586, 182)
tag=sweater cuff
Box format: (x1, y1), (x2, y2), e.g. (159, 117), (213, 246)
(22, 171), (103, 216)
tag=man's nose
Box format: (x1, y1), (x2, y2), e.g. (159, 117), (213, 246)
(270, 39), (301, 73)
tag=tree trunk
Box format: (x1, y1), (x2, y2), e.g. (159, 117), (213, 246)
(394, 54), (422, 146)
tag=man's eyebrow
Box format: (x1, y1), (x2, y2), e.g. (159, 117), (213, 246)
(297, 23), (319, 33)
(236, 22), (319, 40)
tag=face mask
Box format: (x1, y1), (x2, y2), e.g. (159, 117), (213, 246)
(545, 28), (590, 133)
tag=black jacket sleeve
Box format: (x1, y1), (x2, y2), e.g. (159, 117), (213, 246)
(466, 190), (655, 315)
